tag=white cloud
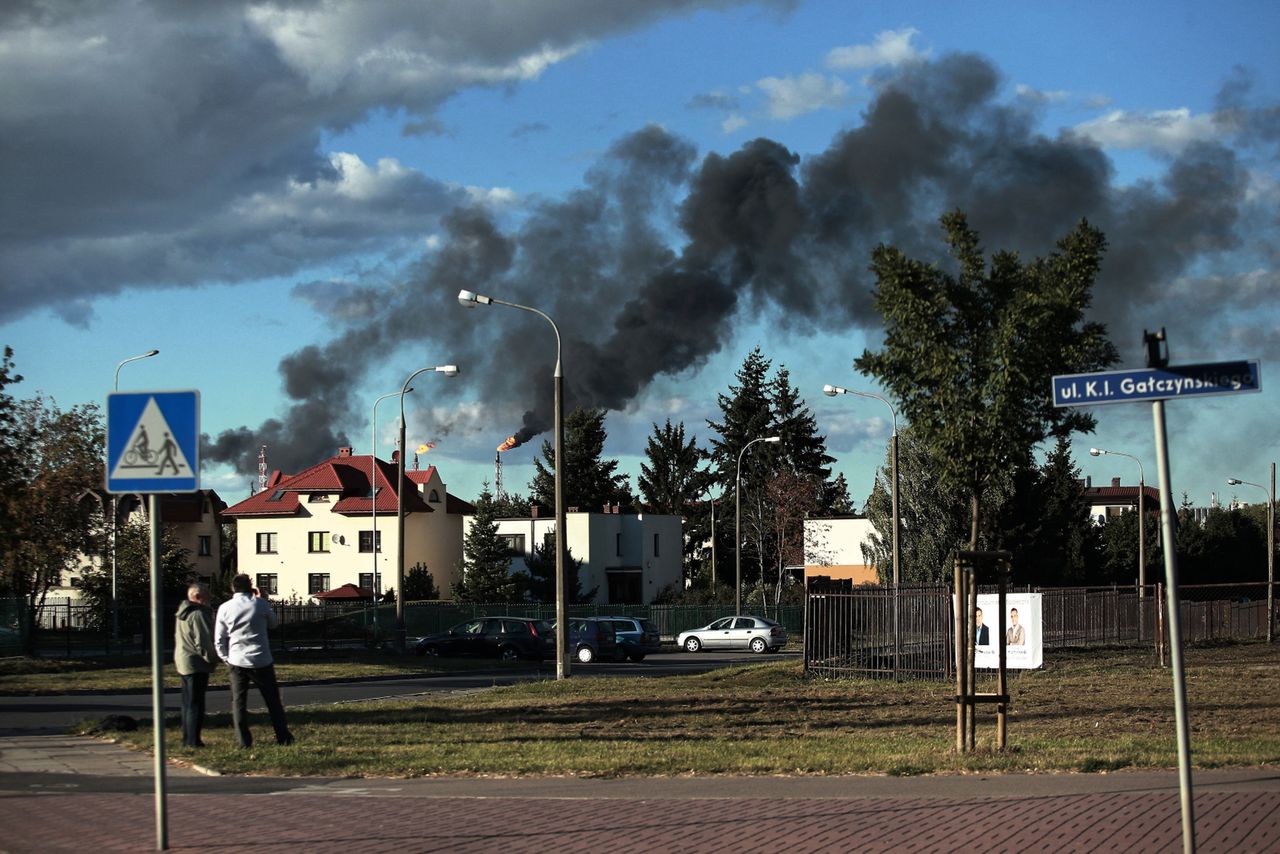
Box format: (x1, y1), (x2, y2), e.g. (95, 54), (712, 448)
(1071, 108), (1222, 154)
(825, 27), (926, 71)
(721, 113), (748, 133)
(1015, 84), (1071, 105)
(757, 73), (850, 120)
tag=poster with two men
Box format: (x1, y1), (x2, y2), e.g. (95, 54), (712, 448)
(971, 592), (1043, 669)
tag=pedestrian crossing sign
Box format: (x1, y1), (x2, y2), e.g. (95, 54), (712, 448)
(106, 390), (200, 494)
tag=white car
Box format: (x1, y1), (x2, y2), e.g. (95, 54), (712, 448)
(677, 615), (787, 654)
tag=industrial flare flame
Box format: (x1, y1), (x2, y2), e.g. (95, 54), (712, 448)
(496, 435), (519, 452)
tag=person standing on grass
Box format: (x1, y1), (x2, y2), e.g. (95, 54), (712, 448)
(214, 573), (295, 747)
(174, 582), (217, 748)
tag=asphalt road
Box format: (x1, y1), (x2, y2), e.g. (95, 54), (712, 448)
(0, 649), (791, 735)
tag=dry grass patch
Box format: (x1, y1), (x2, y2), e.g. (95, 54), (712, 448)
(81, 641), (1280, 778)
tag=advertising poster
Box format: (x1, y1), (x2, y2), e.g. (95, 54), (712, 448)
(972, 592), (1042, 669)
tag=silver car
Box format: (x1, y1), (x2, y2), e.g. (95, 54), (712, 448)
(677, 615), (787, 653)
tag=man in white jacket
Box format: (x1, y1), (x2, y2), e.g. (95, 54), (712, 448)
(214, 573), (294, 747)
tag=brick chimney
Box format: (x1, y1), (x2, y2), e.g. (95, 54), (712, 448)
(391, 450), (400, 464)
(1112, 477), (1121, 488)
(338, 446), (353, 457)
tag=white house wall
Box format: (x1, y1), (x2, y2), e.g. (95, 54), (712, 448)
(474, 512), (683, 604)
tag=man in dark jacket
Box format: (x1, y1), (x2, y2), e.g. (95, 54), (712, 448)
(174, 582), (217, 747)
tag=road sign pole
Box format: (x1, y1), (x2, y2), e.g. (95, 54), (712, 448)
(1152, 399), (1195, 854)
(148, 495), (168, 850)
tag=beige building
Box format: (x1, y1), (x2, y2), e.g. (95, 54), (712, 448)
(221, 447), (472, 601)
(803, 515), (881, 585)
(480, 505), (683, 604)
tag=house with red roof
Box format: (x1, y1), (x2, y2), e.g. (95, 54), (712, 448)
(1082, 476), (1161, 525)
(221, 446), (474, 601)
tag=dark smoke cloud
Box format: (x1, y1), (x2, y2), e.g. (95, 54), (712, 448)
(207, 53), (1278, 478)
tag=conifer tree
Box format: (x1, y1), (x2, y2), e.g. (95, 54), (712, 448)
(453, 487), (521, 602)
(529, 407), (631, 511)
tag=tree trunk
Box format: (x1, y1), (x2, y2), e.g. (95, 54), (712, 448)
(969, 491), (981, 552)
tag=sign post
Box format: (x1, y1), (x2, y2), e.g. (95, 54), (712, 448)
(1054, 334), (1260, 854)
(106, 390), (200, 852)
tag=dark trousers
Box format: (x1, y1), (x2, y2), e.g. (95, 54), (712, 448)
(228, 664), (293, 747)
(179, 672), (209, 747)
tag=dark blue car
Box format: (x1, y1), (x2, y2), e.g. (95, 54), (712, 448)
(598, 616), (663, 661)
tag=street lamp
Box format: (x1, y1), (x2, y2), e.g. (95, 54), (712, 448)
(458, 288), (571, 679)
(372, 388), (411, 618)
(111, 348), (160, 644)
(735, 435), (781, 615)
(1090, 448), (1148, 598)
(824, 384), (899, 586)
(1227, 466), (1275, 643)
(394, 366), (457, 652)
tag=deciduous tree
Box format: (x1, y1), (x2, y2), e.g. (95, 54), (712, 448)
(856, 211), (1118, 551)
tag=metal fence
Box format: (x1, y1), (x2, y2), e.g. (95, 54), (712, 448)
(804, 581), (1278, 680)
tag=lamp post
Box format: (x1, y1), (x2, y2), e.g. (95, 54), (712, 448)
(823, 384), (899, 585)
(372, 388), (411, 627)
(1227, 465), (1275, 643)
(736, 435), (781, 615)
(458, 289), (570, 679)
(1090, 448), (1148, 597)
(394, 366), (457, 653)
(111, 348), (159, 644)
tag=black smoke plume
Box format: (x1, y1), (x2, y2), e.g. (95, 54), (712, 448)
(204, 53), (1278, 477)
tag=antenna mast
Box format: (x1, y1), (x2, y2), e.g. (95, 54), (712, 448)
(257, 445), (268, 494)
(494, 451), (505, 501)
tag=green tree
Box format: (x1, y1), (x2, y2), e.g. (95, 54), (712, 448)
(529, 407), (632, 512)
(0, 347), (23, 573)
(862, 423), (1013, 583)
(770, 366), (836, 495)
(77, 519), (194, 635)
(452, 487), (522, 603)
(855, 211), (1118, 551)
(521, 536), (596, 604)
(994, 437), (1103, 586)
(0, 394), (104, 636)
(490, 489), (533, 518)
(706, 347), (775, 590)
(639, 419), (712, 583)
(404, 562), (440, 600)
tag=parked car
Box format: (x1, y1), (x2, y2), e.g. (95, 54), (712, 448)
(565, 616), (622, 664)
(598, 616), (663, 661)
(676, 615), (787, 653)
(413, 617), (554, 661)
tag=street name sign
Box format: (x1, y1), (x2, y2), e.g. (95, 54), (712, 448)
(106, 390), (200, 493)
(1052, 360), (1261, 408)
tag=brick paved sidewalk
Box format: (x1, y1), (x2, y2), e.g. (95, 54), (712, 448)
(1, 736), (1277, 852)
(2, 790), (1278, 853)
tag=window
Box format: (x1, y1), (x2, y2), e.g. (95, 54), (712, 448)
(616, 533), (622, 556)
(497, 533), (525, 556)
(358, 530), (382, 553)
(267, 489), (285, 502)
(543, 531), (556, 551)
(198, 535), (212, 556)
(308, 573), (330, 594)
(69, 577), (81, 588)
(359, 573), (382, 591)
(308, 531), (330, 553)
(307, 493), (330, 503)
(256, 574), (278, 596)
(428, 489), (440, 503)
(653, 533), (659, 557)
(256, 532), (278, 554)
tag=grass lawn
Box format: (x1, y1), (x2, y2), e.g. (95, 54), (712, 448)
(73, 641), (1280, 778)
(0, 648), (508, 694)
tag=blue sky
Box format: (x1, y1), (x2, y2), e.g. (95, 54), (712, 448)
(2, 0), (1277, 511)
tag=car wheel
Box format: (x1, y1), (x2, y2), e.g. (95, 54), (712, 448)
(576, 645), (596, 664)
(628, 652), (647, 662)
(498, 646), (521, 662)
(750, 637), (767, 654)
(683, 636), (702, 653)
(419, 644), (439, 657)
